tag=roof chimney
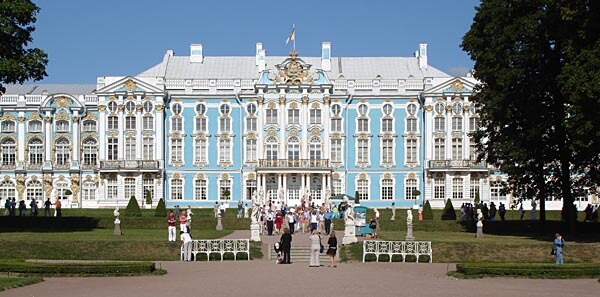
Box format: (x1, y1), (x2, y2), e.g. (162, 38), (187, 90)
(257, 45), (266, 72)
(190, 44), (203, 63)
(321, 42), (331, 71)
(417, 43), (427, 70)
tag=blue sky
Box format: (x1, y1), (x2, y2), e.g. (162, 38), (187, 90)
(32, 0), (480, 83)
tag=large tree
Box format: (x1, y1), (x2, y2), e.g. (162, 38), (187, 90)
(0, 0), (47, 93)
(462, 0), (600, 233)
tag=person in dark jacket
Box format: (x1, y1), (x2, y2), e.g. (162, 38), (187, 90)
(279, 228), (293, 264)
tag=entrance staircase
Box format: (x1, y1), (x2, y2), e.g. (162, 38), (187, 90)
(267, 244), (336, 263)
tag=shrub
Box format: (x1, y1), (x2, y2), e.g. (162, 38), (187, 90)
(0, 260), (160, 276)
(456, 263), (600, 278)
(145, 191), (152, 208)
(125, 196), (142, 217)
(441, 199), (457, 220)
(422, 200), (433, 220)
(154, 198), (167, 217)
(354, 190), (360, 205)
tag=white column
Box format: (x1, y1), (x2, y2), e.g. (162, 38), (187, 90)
(17, 113), (25, 163)
(301, 96), (308, 159)
(257, 97), (264, 160)
(98, 106), (106, 160)
(72, 112), (80, 162)
(282, 174), (287, 203)
(44, 113), (52, 162)
(136, 100), (142, 159)
(261, 174), (267, 205)
(279, 97), (286, 158)
(117, 97), (124, 160)
(301, 173), (306, 199)
(155, 104), (164, 162)
(323, 98), (330, 159)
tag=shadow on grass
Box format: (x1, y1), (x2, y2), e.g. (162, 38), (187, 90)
(459, 220), (600, 242)
(0, 217), (99, 232)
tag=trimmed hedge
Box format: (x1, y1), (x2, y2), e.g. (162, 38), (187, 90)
(441, 199), (457, 220)
(422, 200), (433, 220)
(155, 198), (167, 217)
(456, 263), (600, 278)
(0, 217), (99, 232)
(0, 277), (43, 291)
(125, 196), (142, 217)
(0, 260), (161, 276)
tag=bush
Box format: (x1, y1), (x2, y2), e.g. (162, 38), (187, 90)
(441, 199), (457, 220)
(125, 196), (142, 217)
(154, 198), (167, 217)
(455, 263), (600, 278)
(0, 260), (161, 276)
(422, 200), (433, 220)
(145, 191), (152, 208)
(354, 190), (360, 205)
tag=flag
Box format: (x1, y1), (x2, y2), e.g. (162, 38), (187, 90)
(285, 26), (295, 47)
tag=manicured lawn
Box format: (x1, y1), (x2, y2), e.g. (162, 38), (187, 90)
(0, 277), (42, 292)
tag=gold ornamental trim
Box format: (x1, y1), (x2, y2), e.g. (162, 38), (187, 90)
(450, 79), (464, 92)
(27, 113), (42, 121)
(123, 79), (137, 91)
(55, 96), (71, 108)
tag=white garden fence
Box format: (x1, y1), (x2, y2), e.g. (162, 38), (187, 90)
(362, 240), (432, 263)
(181, 239), (250, 261)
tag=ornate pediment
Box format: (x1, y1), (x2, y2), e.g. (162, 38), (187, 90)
(275, 50), (314, 85)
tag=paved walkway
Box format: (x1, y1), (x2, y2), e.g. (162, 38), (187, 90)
(2, 261), (598, 297)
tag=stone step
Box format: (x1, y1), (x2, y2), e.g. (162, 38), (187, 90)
(267, 245), (337, 262)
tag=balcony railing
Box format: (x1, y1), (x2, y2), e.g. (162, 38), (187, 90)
(258, 159), (330, 169)
(428, 159), (487, 169)
(100, 160), (160, 170)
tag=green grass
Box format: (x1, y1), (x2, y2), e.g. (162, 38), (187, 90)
(0, 277), (42, 291)
(453, 263), (600, 279)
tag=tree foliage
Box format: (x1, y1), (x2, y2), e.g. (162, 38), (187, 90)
(154, 198), (166, 217)
(0, 0), (48, 93)
(462, 0), (600, 232)
(422, 200), (433, 220)
(441, 199), (457, 220)
(125, 196), (142, 217)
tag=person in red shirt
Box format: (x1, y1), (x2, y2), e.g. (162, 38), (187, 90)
(179, 210), (187, 233)
(167, 211), (177, 242)
(54, 198), (62, 217)
(274, 211), (283, 235)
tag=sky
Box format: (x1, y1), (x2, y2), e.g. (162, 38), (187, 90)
(31, 0), (480, 84)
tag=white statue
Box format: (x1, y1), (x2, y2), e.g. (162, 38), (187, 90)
(407, 209), (413, 224)
(344, 204), (355, 224)
(476, 209), (483, 227)
(251, 191), (260, 223)
(113, 207), (120, 224)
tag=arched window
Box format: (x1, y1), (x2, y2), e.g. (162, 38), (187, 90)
(28, 120), (42, 132)
(82, 138), (97, 166)
(0, 180), (15, 200)
(55, 180), (69, 200)
(26, 180), (43, 201)
(82, 120), (96, 132)
(309, 137), (322, 160)
(55, 120), (69, 132)
(288, 137), (300, 161)
(1, 120), (15, 132)
(28, 138), (43, 166)
(265, 137), (278, 160)
(55, 138), (70, 166)
(1, 139), (16, 166)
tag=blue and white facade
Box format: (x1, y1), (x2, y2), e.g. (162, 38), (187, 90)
(1, 42), (594, 209)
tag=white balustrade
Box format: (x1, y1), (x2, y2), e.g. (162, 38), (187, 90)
(193, 80), (210, 89)
(181, 239), (250, 261)
(406, 79), (424, 90)
(240, 80), (254, 89)
(380, 80), (399, 90)
(25, 95), (42, 104)
(0, 95), (18, 104)
(84, 95), (98, 104)
(354, 80), (373, 90)
(216, 80), (234, 89)
(362, 240), (432, 263)
(166, 79), (185, 89)
(333, 80), (348, 89)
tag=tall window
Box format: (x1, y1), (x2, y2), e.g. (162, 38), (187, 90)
(434, 117), (445, 131)
(330, 139), (342, 163)
(310, 108), (321, 124)
(452, 138), (463, 160)
(406, 179), (417, 200)
(452, 117), (463, 131)
(143, 116), (154, 130)
(28, 139), (43, 166)
(245, 139), (257, 163)
(469, 117), (480, 131)
(143, 178), (154, 202)
(331, 118), (342, 132)
(357, 178), (369, 200)
(406, 139), (417, 163)
(382, 118), (393, 133)
(143, 137), (154, 160)
(357, 118), (369, 132)
(106, 178), (118, 200)
(266, 108), (277, 124)
(219, 139), (231, 163)
(219, 179), (232, 200)
(220, 117), (231, 133)
(490, 181), (506, 203)
(265, 137), (278, 160)
(26, 180), (43, 201)
(125, 137), (136, 160)
(55, 120), (69, 132)
(82, 138), (97, 166)
(470, 177), (480, 201)
(195, 139), (207, 163)
(125, 116), (136, 130)
(124, 178), (136, 200)
(452, 177), (464, 199)
(0, 180), (15, 201)
(381, 179), (393, 200)
(55, 138), (70, 166)
(28, 120), (42, 132)
(56, 181), (68, 200)
(171, 117), (182, 132)
(82, 181), (96, 200)
(171, 178), (183, 200)
(357, 139), (369, 164)
(382, 139), (394, 164)
(245, 179), (256, 201)
(288, 108), (300, 124)
(469, 138), (478, 161)
(171, 139), (183, 163)
(246, 117), (257, 132)
(1, 120), (15, 132)
(107, 116), (118, 130)
(82, 120), (96, 132)
(196, 117), (207, 133)
(333, 179), (342, 196)
(194, 179), (207, 200)
(406, 118), (417, 133)
(309, 137), (321, 160)
(107, 137), (118, 161)
(434, 177), (445, 199)
(1, 139), (16, 166)
(288, 137), (300, 161)
(434, 138), (445, 160)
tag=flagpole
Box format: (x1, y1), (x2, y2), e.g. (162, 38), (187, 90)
(293, 24), (296, 51)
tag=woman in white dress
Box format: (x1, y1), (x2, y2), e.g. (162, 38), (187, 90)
(309, 230), (321, 267)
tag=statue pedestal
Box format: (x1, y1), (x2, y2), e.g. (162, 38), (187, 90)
(476, 222), (483, 238)
(342, 221), (357, 245)
(405, 223), (415, 241)
(113, 222), (122, 236)
(250, 222), (261, 242)
(216, 216), (223, 231)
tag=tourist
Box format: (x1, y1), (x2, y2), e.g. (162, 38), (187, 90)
(309, 230), (321, 267)
(531, 199), (537, 220)
(369, 216), (378, 238)
(244, 203), (249, 218)
(391, 202), (396, 221)
(489, 202), (497, 221)
(286, 211), (295, 234)
(237, 200), (243, 218)
(498, 203), (506, 221)
(18, 200), (26, 216)
(219, 202), (226, 218)
(167, 210), (177, 241)
(10, 198), (16, 216)
(266, 210), (274, 236)
(324, 209), (332, 235)
(374, 208), (381, 232)
(213, 202), (219, 218)
(327, 231), (338, 268)
(279, 228), (292, 264)
(317, 211), (325, 234)
(553, 233), (565, 265)
(3, 198), (9, 216)
(29, 199), (38, 216)
(298, 211), (306, 234)
(186, 206), (193, 232)
(55, 198), (62, 217)
(44, 198), (51, 216)
(583, 204), (593, 222)
(181, 229), (193, 261)
(519, 202), (524, 220)
(179, 209), (187, 233)
(174, 205), (180, 219)
(274, 211), (284, 234)
(418, 204), (423, 221)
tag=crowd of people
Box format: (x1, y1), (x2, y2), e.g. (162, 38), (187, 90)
(460, 201), (506, 222)
(3, 197), (60, 217)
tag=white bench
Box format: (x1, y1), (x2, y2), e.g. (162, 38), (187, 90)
(363, 240), (432, 263)
(181, 239), (250, 261)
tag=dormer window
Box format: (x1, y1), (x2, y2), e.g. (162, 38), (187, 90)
(56, 120), (69, 132)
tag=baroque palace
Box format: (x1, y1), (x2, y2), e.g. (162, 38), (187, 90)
(0, 42), (594, 209)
